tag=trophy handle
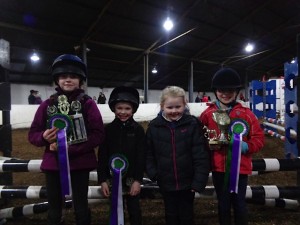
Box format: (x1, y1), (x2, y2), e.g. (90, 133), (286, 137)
(203, 126), (219, 145)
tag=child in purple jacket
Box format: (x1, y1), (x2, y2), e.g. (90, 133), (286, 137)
(28, 54), (105, 225)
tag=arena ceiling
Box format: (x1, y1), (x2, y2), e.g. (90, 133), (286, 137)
(1, 0), (300, 91)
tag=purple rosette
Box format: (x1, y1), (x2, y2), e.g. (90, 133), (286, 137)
(228, 119), (249, 193)
(57, 128), (72, 197)
(48, 113), (73, 133)
(109, 154), (128, 225)
(48, 114), (73, 197)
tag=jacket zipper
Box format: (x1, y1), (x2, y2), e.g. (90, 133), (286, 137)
(170, 127), (179, 190)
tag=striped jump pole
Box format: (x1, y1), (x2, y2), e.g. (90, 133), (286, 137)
(252, 158), (300, 171)
(1, 158), (300, 173)
(245, 185), (300, 199)
(0, 159), (41, 172)
(143, 183), (300, 202)
(262, 121), (297, 139)
(264, 117), (285, 126)
(197, 185), (300, 200)
(0, 185), (298, 220)
(1, 185), (300, 200)
(0, 186), (103, 199)
(0, 199), (101, 219)
(264, 128), (286, 141)
(246, 198), (299, 209)
(0, 159), (98, 182)
(1, 197), (297, 220)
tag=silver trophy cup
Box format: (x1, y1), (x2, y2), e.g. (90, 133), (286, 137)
(207, 109), (231, 145)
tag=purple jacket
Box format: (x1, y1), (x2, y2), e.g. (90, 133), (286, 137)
(28, 89), (105, 171)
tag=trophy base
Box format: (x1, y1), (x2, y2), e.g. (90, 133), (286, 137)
(209, 140), (229, 146)
(68, 137), (88, 145)
(209, 140), (219, 145)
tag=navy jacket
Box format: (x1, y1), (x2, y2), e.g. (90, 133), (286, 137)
(98, 117), (145, 184)
(146, 113), (209, 192)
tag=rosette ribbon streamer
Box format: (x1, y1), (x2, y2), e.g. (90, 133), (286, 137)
(109, 154), (128, 225)
(48, 113), (73, 197)
(57, 128), (72, 197)
(229, 133), (242, 193)
(225, 119), (249, 193)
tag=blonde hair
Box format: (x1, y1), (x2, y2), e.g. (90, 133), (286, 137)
(160, 86), (187, 108)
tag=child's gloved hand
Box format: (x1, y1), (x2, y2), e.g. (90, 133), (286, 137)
(241, 141), (249, 154)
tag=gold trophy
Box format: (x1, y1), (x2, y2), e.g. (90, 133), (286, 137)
(207, 109), (231, 145)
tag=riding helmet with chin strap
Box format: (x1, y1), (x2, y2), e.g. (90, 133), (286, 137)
(211, 67), (242, 90)
(51, 54), (87, 84)
(211, 67), (242, 106)
(108, 86), (140, 113)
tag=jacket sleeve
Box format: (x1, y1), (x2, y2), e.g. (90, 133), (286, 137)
(199, 108), (209, 127)
(145, 125), (158, 181)
(97, 126), (110, 184)
(68, 99), (105, 157)
(133, 124), (146, 183)
(244, 109), (265, 154)
(28, 101), (50, 147)
(191, 120), (210, 193)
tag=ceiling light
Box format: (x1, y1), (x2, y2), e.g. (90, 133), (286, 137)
(291, 58), (296, 63)
(163, 17), (173, 31)
(30, 52), (40, 62)
(151, 66), (158, 74)
(245, 43), (254, 53)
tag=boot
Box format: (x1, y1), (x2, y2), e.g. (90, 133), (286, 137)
(75, 208), (91, 225)
(219, 212), (231, 225)
(234, 214), (248, 225)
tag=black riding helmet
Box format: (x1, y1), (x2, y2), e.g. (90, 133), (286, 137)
(109, 86), (140, 113)
(211, 67), (243, 90)
(51, 54), (87, 84)
(212, 68), (242, 106)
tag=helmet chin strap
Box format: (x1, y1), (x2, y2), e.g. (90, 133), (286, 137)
(219, 99), (237, 108)
(214, 90), (240, 108)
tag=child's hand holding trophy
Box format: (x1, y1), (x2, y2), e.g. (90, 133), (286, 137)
(205, 109), (231, 150)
